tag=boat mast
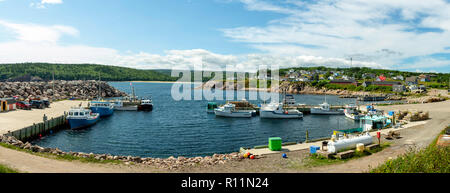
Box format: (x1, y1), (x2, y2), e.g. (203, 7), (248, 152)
(98, 73), (101, 100)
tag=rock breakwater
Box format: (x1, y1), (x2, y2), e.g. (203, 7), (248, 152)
(0, 80), (126, 100)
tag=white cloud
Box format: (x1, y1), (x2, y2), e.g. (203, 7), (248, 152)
(41, 0), (63, 4)
(0, 20), (78, 43)
(221, 0), (450, 71)
(30, 0), (63, 9)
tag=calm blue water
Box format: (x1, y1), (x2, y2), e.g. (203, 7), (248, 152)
(33, 82), (375, 158)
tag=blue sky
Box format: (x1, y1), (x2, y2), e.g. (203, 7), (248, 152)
(0, 0), (449, 73)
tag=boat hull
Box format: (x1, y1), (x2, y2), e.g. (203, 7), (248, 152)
(214, 110), (252, 118)
(68, 115), (100, 130)
(310, 108), (344, 115)
(115, 105), (138, 111)
(90, 106), (114, 117)
(260, 111), (303, 119)
(345, 112), (362, 120)
(138, 104), (153, 111)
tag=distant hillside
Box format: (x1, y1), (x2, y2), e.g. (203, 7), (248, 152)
(0, 63), (178, 81)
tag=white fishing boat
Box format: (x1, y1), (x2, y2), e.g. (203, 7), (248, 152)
(282, 94), (297, 106)
(112, 101), (138, 111)
(310, 102), (344, 115)
(344, 104), (363, 120)
(260, 102), (303, 119)
(214, 103), (253, 118)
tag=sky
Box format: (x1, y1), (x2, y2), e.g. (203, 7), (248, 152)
(0, 0), (449, 73)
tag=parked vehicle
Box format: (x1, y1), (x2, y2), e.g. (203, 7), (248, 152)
(42, 100), (50, 108)
(30, 100), (45, 109)
(16, 101), (32, 110)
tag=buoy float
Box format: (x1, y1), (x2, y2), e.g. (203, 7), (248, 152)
(282, 153), (287, 158)
(250, 155), (255, 159)
(243, 152), (250, 158)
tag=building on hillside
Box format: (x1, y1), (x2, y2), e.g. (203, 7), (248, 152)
(330, 79), (358, 86)
(393, 75), (404, 81)
(0, 98), (16, 112)
(393, 84), (406, 92)
(362, 73), (376, 79)
(418, 74), (431, 82)
(405, 76), (418, 85)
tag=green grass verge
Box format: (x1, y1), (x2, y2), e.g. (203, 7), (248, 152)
(0, 142), (122, 164)
(370, 127), (450, 173)
(303, 142), (391, 168)
(0, 164), (19, 173)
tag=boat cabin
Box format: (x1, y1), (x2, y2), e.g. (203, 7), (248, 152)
(360, 115), (389, 131)
(68, 108), (93, 118)
(207, 102), (218, 110)
(90, 101), (113, 108)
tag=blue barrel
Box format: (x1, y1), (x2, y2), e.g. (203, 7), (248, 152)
(310, 145), (320, 154)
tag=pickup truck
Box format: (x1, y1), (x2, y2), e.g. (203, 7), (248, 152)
(30, 100), (45, 109)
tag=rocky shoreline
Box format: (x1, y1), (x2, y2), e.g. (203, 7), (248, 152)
(199, 81), (375, 97)
(0, 135), (242, 170)
(0, 80), (127, 100)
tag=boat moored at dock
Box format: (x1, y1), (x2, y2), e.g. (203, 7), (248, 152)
(310, 102), (344, 115)
(260, 102), (303, 119)
(214, 103), (253, 118)
(112, 100), (138, 111)
(344, 104), (363, 120)
(207, 102), (218, 113)
(138, 98), (153, 111)
(89, 101), (114, 117)
(67, 107), (100, 130)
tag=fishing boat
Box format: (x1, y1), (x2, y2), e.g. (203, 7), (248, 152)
(67, 107), (100, 130)
(344, 104), (363, 120)
(282, 94), (297, 106)
(260, 102), (303, 119)
(138, 98), (153, 111)
(89, 101), (114, 117)
(214, 103), (253, 118)
(207, 102), (218, 113)
(112, 100), (138, 111)
(310, 102), (344, 115)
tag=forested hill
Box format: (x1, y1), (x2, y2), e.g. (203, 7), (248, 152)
(0, 63), (178, 81)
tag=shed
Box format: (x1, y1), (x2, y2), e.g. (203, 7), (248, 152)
(0, 98), (17, 112)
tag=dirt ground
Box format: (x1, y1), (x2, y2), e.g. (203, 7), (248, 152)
(0, 100), (449, 173)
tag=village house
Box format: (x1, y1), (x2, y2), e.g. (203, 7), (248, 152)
(405, 76), (418, 85)
(362, 73), (376, 79)
(393, 84), (406, 92)
(393, 75), (404, 81)
(418, 74), (431, 82)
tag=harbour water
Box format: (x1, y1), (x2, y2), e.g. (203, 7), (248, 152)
(33, 82), (389, 158)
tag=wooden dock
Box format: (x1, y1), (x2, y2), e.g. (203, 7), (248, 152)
(5, 114), (68, 142)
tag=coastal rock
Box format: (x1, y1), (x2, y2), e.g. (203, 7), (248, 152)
(0, 80), (127, 100)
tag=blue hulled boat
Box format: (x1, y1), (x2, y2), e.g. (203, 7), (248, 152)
(89, 101), (114, 117)
(67, 108), (100, 130)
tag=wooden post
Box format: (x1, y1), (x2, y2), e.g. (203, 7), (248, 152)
(305, 129), (309, 143)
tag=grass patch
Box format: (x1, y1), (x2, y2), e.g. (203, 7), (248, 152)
(370, 127), (450, 173)
(0, 164), (19, 173)
(0, 142), (122, 164)
(303, 142), (391, 168)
